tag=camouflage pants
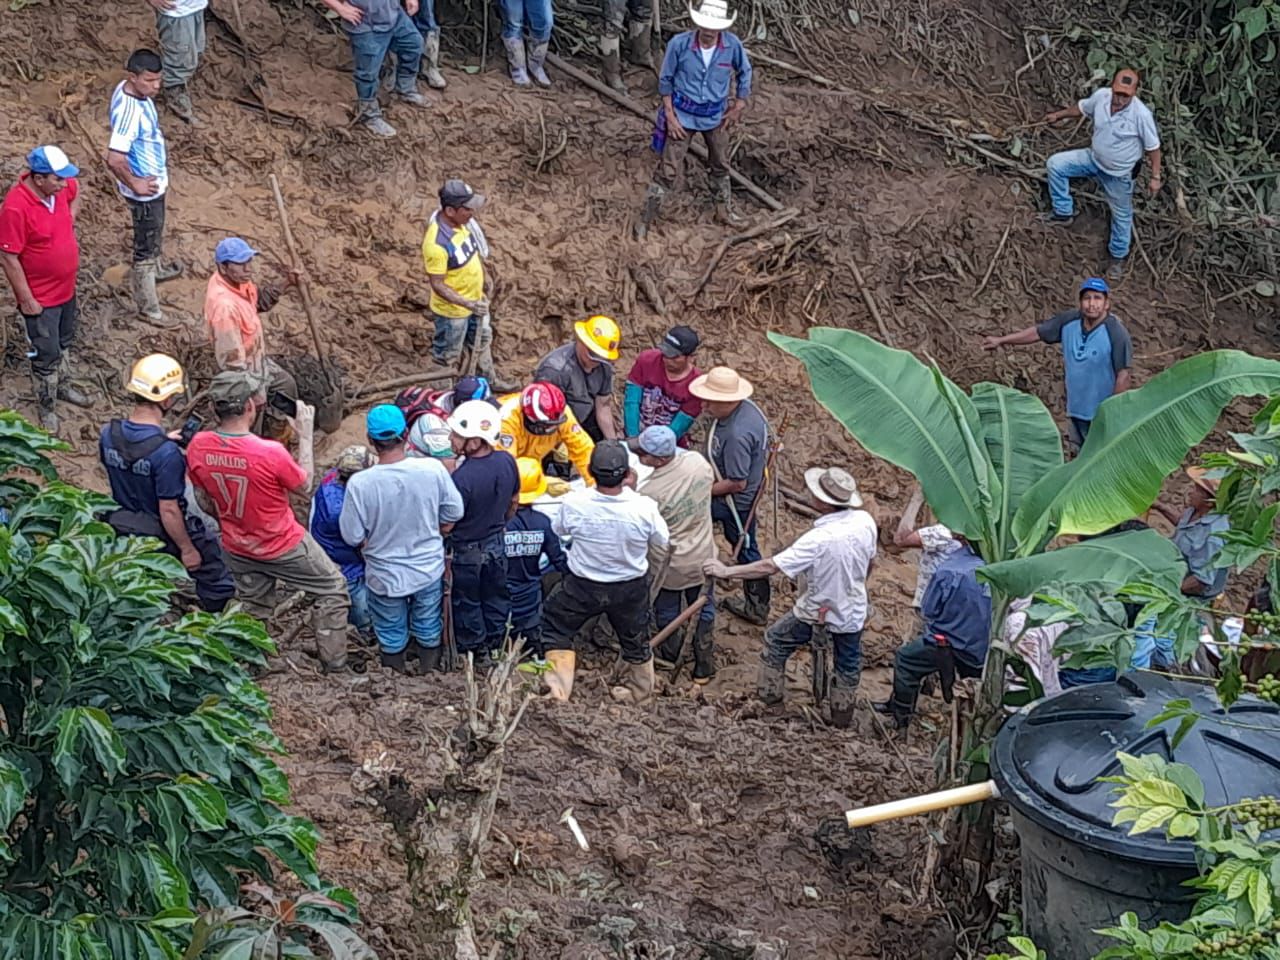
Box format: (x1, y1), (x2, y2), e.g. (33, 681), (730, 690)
(602, 0), (651, 38)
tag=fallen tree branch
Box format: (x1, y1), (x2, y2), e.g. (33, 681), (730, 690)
(689, 208), (801, 299)
(847, 260), (894, 344)
(347, 368), (456, 399)
(546, 52), (786, 212)
(972, 220), (1012, 300)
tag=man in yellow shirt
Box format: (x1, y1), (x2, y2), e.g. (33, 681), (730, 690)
(499, 382), (596, 485)
(422, 179), (501, 383)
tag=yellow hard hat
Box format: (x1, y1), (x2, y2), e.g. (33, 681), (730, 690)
(517, 456), (548, 504)
(574, 314), (621, 361)
(126, 353), (186, 402)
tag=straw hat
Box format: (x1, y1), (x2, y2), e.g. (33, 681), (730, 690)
(689, 365), (753, 401)
(804, 467), (863, 508)
(689, 0), (736, 30)
(1186, 466), (1220, 493)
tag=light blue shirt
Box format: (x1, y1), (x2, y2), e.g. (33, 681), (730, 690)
(108, 81), (168, 201)
(1078, 87), (1160, 178)
(658, 31), (752, 131)
(1172, 509), (1230, 599)
(1036, 310), (1133, 422)
(340, 458), (463, 597)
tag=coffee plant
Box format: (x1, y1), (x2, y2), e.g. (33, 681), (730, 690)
(0, 412), (374, 957)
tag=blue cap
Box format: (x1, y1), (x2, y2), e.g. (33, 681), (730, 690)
(26, 145), (78, 178)
(366, 404), (407, 441)
(214, 237), (259, 264)
(1080, 277), (1110, 296)
(453, 375), (492, 403)
(637, 425), (678, 457)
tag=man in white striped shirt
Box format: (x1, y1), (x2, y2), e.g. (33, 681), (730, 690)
(106, 49), (182, 325)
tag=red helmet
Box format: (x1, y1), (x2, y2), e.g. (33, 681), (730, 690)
(521, 382), (566, 434)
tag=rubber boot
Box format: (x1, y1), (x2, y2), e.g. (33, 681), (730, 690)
(31, 370), (59, 433)
(872, 697), (911, 730)
(601, 37), (626, 94)
(527, 40), (551, 87)
(691, 618), (716, 684)
(131, 259), (165, 323)
(163, 84), (199, 125)
(757, 661), (785, 705)
(56, 355), (91, 408)
(829, 680), (857, 729)
(356, 99), (397, 138)
(504, 36), (530, 87)
(634, 183), (664, 240)
(653, 626), (684, 668)
(712, 176), (742, 226)
(609, 658), (655, 704)
(625, 19), (653, 69)
(544, 649), (575, 700)
(724, 578), (770, 626)
(380, 649), (408, 673)
(422, 31), (447, 89)
(415, 643), (443, 674)
(156, 260), (183, 282)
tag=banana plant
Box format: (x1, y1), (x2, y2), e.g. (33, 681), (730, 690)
(769, 328), (1280, 760)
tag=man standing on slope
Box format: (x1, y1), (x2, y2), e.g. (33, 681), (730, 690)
(148, 0), (208, 124)
(983, 277), (1132, 450)
(321, 0), (428, 138)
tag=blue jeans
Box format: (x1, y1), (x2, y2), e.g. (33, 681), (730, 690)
(654, 583), (715, 627)
(411, 0), (438, 32)
(347, 575), (373, 636)
(451, 535), (511, 655)
(1046, 147), (1134, 259)
(368, 579), (444, 655)
(500, 0), (553, 41)
(764, 610), (863, 687)
(1060, 666), (1117, 688)
(711, 497), (760, 564)
(349, 12), (423, 102)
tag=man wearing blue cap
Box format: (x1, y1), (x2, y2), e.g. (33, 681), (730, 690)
(983, 277), (1133, 450)
(341, 404), (464, 674)
(205, 236), (300, 429)
(1, 146), (90, 431)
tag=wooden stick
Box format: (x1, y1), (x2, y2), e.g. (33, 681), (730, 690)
(346, 367), (457, 398)
(545, 52), (785, 212)
(690, 208), (801, 299)
(268, 174), (333, 379)
(649, 587), (709, 648)
(848, 260), (893, 344)
(972, 220), (1012, 300)
(844, 781), (999, 829)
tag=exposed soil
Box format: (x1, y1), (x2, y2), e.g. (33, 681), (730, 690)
(1, 0), (1272, 955)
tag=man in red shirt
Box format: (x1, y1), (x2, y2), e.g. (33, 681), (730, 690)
(187, 370), (352, 672)
(0, 146), (91, 431)
(623, 325), (703, 449)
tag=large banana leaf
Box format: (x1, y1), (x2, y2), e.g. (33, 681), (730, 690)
(978, 529), (1186, 598)
(970, 383), (1064, 559)
(1012, 350), (1280, 548)
(768, 328), (990, 541)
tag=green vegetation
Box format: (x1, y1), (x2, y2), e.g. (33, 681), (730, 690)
(0, 413), (373, 957)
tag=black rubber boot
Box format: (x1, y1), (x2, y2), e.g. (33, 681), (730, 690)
(415, 644), (443, 674)
(871, 698), (911, 729)
(757, 661), (785, 705)
(654, 628), (685, 667)
(691, 619), (716, 684)
(829, 681), (857, 728)
(725, 577), (770, 626)
(380, 649), (408, 673)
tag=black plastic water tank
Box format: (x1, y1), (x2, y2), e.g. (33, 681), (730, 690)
(991, 672), (1280, 960)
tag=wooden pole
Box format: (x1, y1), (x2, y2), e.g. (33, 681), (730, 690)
(268, 173), (333, 379)
(544, 52), (786, 213)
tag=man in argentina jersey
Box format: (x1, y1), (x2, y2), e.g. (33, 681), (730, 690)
(106, 49), (182, 326)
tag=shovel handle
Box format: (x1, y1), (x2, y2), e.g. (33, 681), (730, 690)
(844, 780), (999, 829)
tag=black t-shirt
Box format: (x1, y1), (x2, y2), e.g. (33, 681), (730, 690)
(450, 450), (520, 543)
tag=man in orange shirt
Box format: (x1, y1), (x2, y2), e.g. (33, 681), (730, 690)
(203, 236), (300, 432)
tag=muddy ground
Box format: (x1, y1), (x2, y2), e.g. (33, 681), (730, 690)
(0, 0), (1272, 955)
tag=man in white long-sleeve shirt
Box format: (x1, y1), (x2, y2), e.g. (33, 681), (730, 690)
(541, 439), (670, 704)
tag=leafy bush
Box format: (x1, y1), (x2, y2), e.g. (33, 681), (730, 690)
(0, 413), (373, 957)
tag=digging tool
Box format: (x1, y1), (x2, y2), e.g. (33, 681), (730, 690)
(268, 173), (344, 432)
(441, 552), (457, 673)
(649, 587), (710, 649)
(810, 624), (832, 708)
(844, 781), (1000, 830)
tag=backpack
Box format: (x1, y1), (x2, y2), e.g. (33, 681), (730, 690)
(394, 386), (451, 427)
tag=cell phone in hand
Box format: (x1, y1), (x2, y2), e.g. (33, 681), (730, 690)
(178, 413), (203, 447)
(268, 390), (298, 418)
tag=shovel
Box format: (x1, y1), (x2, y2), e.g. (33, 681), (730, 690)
(268, 173), (344, 433)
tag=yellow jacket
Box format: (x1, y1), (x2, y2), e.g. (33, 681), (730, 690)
(499, 398), (596, 485)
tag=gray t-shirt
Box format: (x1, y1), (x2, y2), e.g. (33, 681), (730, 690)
(704, 399), (768, 515)
(534, 343), (615, 427)
(344, 0), (404, 33)
(1078, 87), (1160, 177)
(339, 457), (464, 597)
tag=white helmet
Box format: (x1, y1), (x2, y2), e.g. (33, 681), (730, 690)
(447, 400), (502, 444)
(407, 413), (452, 459)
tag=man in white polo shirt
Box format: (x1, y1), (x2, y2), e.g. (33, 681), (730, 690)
(106, 49), (181, 325)
(1039, 67), (1162, 280)
(705, 466), (877, 728)
(540, 440), (670, 704)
